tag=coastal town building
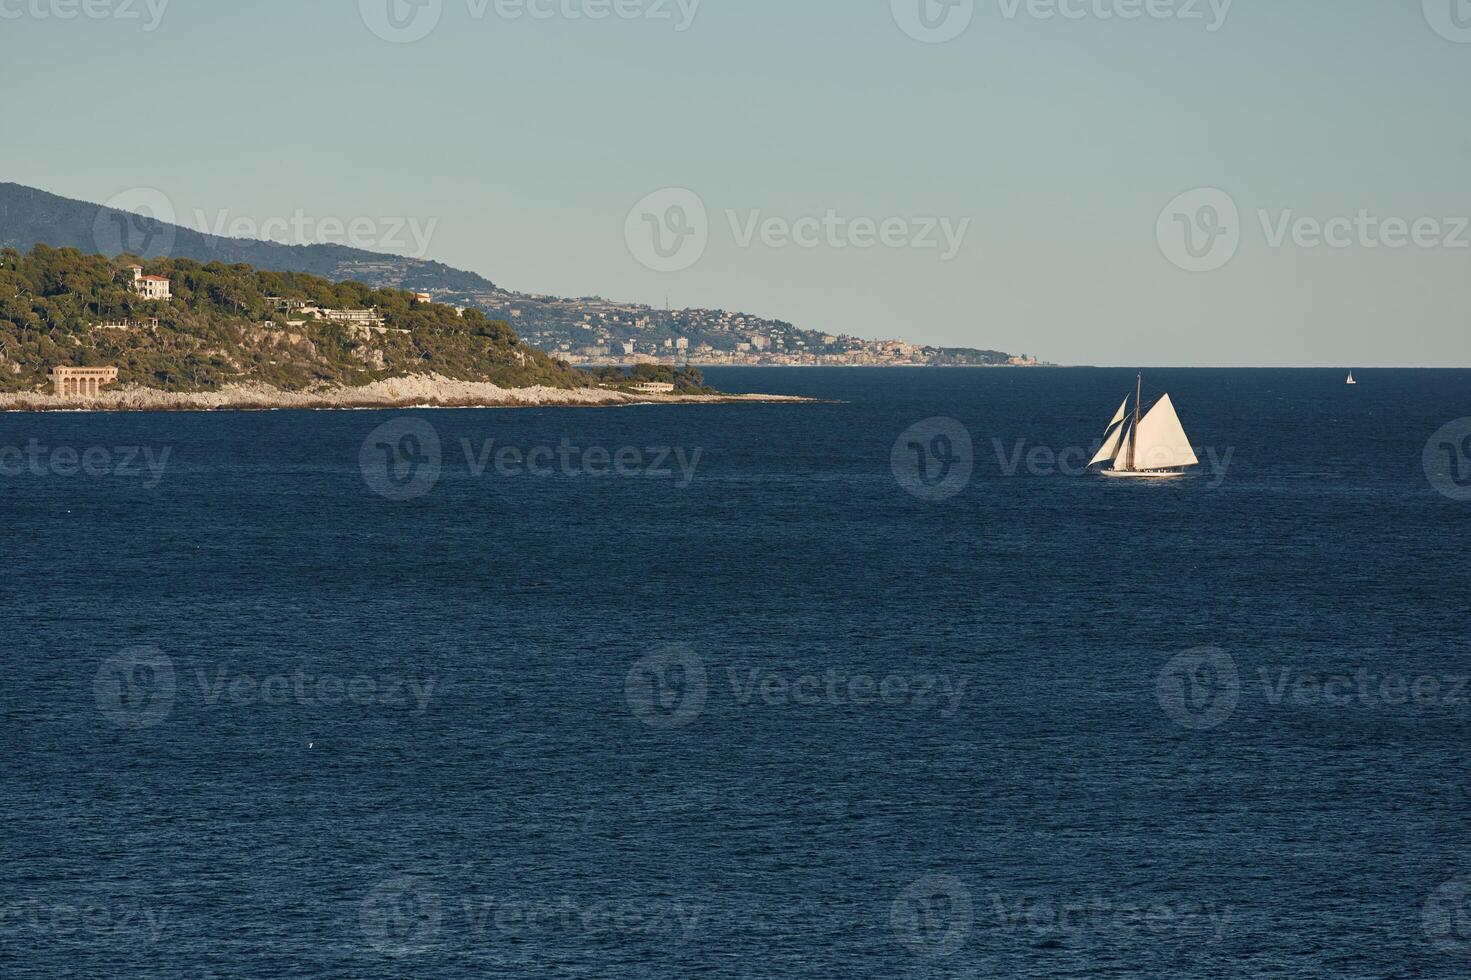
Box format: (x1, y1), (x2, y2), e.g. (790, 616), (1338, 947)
(129, 266), (172, 301)
(49, 366), (118, 397)
(299, 306), (385, 326)
(633, 382), (676, 394)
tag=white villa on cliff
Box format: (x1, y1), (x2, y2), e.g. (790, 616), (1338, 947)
(128, 265), (172, 301)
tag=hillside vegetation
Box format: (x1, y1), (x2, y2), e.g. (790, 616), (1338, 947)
(0, 246), (703, 394)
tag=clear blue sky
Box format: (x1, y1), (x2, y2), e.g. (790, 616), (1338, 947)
(2, 0), (1468, 365)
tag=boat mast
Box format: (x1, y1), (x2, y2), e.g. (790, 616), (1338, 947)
(1128, 372), (1140, 470)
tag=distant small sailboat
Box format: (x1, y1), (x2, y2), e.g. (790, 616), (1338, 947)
(1346, 371), (1356, 385)
(1089, 374), (1199, 478)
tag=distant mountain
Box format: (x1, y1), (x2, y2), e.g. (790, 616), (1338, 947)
(0, 182), (1015, 366)
(0, 182), (495, 293)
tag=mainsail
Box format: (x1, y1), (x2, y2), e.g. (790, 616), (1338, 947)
(1130, 394), (1199, 471)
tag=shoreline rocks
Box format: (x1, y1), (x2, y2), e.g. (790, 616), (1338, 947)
(0, 374), (815, 412)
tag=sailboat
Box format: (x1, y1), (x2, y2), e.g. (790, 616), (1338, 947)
(1089, 374), (1200, 478)
(1346, 371), (1356, 385)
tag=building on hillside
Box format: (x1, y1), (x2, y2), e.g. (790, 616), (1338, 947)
(128, 265), (172, 301)
(304, 307), (384, 326)
(50, 366), (119, 397)
(413, 292), (432, 304)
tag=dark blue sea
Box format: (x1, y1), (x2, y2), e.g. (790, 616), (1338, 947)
(4, 367), (1471, 979)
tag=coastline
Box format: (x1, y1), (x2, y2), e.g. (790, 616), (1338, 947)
(0, 373), (817, 413)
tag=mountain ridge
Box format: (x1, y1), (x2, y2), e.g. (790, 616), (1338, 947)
(0, 182), (1016, 366)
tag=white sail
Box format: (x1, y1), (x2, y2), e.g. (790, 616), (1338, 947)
(1112, 424), (1134, 471)
(1090, 420), (1127, 467)
(1107, 396), (1129, 428)
(1132, 394), (1199, 470)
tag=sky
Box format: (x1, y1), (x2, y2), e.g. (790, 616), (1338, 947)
(2, 0), (1468, 366)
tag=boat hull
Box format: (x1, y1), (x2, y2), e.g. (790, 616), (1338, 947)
(1100, 468), (1192, 479)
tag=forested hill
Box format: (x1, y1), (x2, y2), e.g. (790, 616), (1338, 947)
(0, 246), (585, 392)
(0, 182), (496, 293)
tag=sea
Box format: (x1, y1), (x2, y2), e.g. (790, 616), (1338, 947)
(2, 367), (1470, 979)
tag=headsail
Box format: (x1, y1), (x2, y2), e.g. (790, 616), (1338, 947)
(1089, 420), (1127, 467)
(1089, 396), (1133, 467)
(1131, 394), (1199, 470)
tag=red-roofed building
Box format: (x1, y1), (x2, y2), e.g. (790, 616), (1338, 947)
(129, 265), (172, 301)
